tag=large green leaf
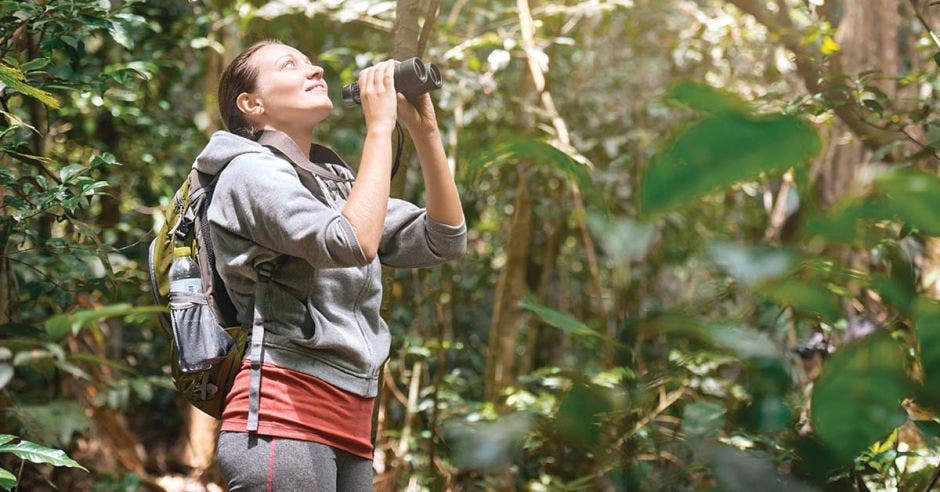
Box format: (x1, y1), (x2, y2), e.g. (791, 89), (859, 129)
(811, 334), (910, 464)
(0, 439), (87, 471)
(640, 84), (820, 215)
(0, 467), (15, 491)
(665, 81), (751, 115)
(0, 63), (60, 109)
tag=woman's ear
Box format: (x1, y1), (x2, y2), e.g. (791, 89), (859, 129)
(236, 92), (264, 117)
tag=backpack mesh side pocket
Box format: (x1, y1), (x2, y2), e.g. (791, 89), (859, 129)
(169, 291), (235, 373)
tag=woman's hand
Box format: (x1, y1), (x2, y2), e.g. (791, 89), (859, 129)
(396, 91), (439, 137)
(359, 60), (398, 135)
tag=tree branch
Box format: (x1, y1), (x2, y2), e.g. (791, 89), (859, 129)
(726, 0), (901, 151)
(416, 0), (440, 59)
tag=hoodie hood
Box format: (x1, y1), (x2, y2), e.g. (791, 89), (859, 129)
(193, 130), (268, 175)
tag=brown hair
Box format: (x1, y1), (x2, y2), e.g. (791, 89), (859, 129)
(217, 39), (281, 139)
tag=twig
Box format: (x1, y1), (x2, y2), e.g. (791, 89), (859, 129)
(6, 256), (77, 294)
(764, 169), (794, 241)
(615, 382), (689, 447)
(909, 0), (940, 50)
(14, 458), (24, 492)
(416, 0), (440, 58)
(924, 463), (940, 492)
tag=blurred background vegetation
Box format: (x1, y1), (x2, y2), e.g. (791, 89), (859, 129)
(3, 0), (940, 490)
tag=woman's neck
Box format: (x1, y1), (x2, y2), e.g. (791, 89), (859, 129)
(263, 125), (312, 157)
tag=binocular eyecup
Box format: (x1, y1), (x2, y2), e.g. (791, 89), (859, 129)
(342, 57), (443, 107)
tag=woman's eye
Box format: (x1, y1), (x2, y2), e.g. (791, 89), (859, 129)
(283, 60), (295, 69)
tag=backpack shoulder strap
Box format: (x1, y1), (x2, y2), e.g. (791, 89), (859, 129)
(246, 260), (278, 432)
(257, 129), (353, 182)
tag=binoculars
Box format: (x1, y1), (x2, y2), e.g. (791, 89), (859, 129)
(342, 57), (443, 107)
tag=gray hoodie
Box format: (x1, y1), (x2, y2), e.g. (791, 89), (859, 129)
(193, 130), (467, 397)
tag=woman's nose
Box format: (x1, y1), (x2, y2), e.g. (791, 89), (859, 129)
(306, 65), (324, 79)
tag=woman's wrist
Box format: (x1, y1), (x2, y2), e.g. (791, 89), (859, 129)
(366, 125), (395, 139)
(407, 124), (441, 141)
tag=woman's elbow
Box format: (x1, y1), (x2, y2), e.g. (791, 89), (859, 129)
(439, 236), (468, 262)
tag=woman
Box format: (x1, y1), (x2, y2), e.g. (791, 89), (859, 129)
(194, 40), (466, 490)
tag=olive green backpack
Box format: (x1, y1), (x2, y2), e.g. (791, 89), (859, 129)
(148, 167), (259, 418)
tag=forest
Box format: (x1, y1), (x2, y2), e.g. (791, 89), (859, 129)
(3, 0), (940, 490)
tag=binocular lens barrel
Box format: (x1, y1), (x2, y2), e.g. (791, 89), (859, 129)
(342, 57), (443, 107)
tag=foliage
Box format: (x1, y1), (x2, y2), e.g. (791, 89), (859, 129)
(2, 0), (940, 490)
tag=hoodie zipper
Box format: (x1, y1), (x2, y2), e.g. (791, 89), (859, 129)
(319, 174), (377, 377)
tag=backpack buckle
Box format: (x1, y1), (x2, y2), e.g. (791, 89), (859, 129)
(172, 208), (196, 242)
(256, 262), (275, 282)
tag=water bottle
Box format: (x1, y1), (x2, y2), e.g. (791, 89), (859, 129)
(169, 246), (201, 294)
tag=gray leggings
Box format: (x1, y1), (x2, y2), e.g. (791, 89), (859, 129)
(216, 431), (373, 491)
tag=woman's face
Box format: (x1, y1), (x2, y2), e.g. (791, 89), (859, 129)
(245, 43), (333, 130)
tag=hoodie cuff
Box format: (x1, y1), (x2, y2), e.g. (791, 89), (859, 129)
(425, 216), (467, 237)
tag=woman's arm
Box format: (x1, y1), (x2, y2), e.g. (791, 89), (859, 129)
(342, 60), (398, 262)
(396, 92), (465, 227)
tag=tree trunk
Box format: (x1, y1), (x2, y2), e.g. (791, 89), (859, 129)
(816, 0), (901, 206)
(484, 166), (534, 401)
(374, 2), (430, 487)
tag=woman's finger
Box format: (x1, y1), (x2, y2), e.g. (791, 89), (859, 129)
(381, 60), (395, 93)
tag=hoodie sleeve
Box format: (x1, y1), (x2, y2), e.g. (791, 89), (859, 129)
(209, 153), (369, 268)
(378, 198), (467, 268)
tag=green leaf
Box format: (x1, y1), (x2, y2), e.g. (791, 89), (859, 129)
(107, 18), (133, 49)
(682, 401), (726, 438)
(20, 57), (50, 72)
(706, 241), (795, 287)
(468, 138), (593, 195)
(915, 298), (940, 410)
(0, 63), (60, 109)
(705, 325), (781, 360)
(58, 164), (87, 183)
(914, 419), (940, 442)
(586, 214), (656, 263)
(553, 383), (615, 448)
(811, 334), (910, 464)
(518, 295), (610, 343)
(444, 413), (534, 471)
(877, 170), (940, 236)
(758, 279), (841, 321)
(665, 81), (750, 115)
(0, 436), (14, 447)
(0, 440), (87, 471)
(640, 102), (820, 215)
(802, 199), (884, 245)
(13, 401), (92, 446)
(0, 467), (15, 491)
(934, 51), (940, 69)
(706, 443), (818, 492)
(45, 304), (166, 341)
